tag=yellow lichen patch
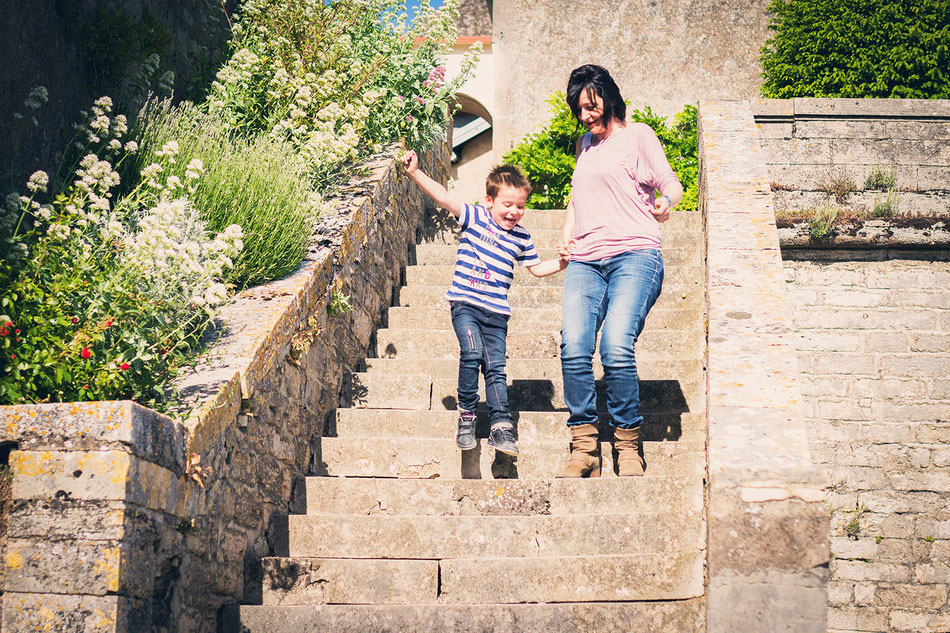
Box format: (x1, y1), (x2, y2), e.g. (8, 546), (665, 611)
(94, 607), (117, 631)
(11, 451), (54, 477)
(94, 546), (122, 593)
(7, 547), (24, 570)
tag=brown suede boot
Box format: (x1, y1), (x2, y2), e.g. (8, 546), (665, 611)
(556, 424), (601, 478)
(614, 427), (645, 476)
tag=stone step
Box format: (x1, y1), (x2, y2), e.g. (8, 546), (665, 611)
(396, 282), (703, 310)
(386, 305), (701, 333)
(260, 557), (438, 605)
(413, 244), (702, 267)
(227, 599), (706, 632)
(314, 437), (704, 479)
(375, 328), (705, 361)
(285, 512), (703, 560)
(303, 476), (704, 517)
(340, 372), (704, 415)
(419, 226), (703, 249)
(404, 263), (700, 288)
(362, 357), (704, 381)
(440, 551), (704, 603)
(331, 410), (706, 443)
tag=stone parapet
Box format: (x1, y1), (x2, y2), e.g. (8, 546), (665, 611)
(0, 141), (449, 632)
(699, 100), (830, 631)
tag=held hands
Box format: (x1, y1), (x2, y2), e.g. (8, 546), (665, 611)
(401, 149), (419, 175)
(557, 239), (575, 262)
(652, 194), (672, 223)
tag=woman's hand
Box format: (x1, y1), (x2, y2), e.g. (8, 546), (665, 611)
(652, 195), (671, 223)
(401, 150), (418, 175)
(557, 239), (575, 261)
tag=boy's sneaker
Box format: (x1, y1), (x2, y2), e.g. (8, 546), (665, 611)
(456, 411), (477, 450)
(488, 422), (518, 456)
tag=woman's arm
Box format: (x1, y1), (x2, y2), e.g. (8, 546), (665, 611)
(653, 179), (683, 223)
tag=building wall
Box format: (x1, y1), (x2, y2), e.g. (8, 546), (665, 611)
(785, 255), (950, 633)
(492, 0), (772, 157)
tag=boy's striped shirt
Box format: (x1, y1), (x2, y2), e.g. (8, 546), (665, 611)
(445, 204), (540, 316)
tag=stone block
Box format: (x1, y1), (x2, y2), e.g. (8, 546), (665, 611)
(832, 560), (912, 583)
(889, 610), (950, 633)
(827, 605), (890, 631)
(795, 119), (886, 139)
(875, 583), (947, 609)
(2, 592), (140, 633)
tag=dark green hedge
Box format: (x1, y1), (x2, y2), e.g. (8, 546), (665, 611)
(760, 0), (950, 99)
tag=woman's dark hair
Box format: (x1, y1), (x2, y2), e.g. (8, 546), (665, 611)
(566, 64), (626, 124)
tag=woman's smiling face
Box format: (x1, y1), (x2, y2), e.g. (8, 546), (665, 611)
(577, 89), (607, 136)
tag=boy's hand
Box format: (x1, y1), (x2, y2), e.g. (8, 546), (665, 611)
(557, 239), (574, 261)
(401, 150), (418, 175)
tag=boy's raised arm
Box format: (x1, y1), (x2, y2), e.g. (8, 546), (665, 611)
(401, 150), (463, 219)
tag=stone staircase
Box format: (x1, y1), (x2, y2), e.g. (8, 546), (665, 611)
(228, 210), (708, 631)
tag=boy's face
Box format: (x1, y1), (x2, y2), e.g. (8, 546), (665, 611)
(486, 185), (529, 231)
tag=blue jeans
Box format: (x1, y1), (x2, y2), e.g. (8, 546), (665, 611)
(450, 301), (512, 425)
(560, 249), (664, 429)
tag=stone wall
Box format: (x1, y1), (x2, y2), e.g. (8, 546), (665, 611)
(784, 255), (950, 633)
(0, 0), (233, 177)
(493, 0), (772, 156)
(0, 141), (449, 633)
(754, 99), (950, 217)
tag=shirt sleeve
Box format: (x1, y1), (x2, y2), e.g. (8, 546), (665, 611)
(517, 234), (541, 267)
(635, 123), (680, 194)
(458, 203), (477, 229)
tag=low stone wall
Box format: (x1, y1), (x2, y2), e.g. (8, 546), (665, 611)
(754, 99), (950, 217)
(784, 255), (950, 632)
(699, 101), (829, 631)
(0, 141), (448, 633)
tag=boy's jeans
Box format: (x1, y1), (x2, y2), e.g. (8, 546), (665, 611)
(450, 301), (512, 425)
(560, 249), (664, 429)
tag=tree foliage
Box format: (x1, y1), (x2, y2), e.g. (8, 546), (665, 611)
(760, 0), (950, 99)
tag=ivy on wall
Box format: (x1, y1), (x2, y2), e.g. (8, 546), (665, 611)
(760, 0), (950, 99)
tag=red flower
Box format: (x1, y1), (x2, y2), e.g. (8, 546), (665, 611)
(10, 355), (15, 360)
(83, 385), (89, 389)
(72, 317), (79, 324)
(81, 347), (91, 359)
(120, 362), (129, 371)
(104, 320), (112, 328)
(14, 329), (19, 334)
(0, 329), (7, 337)
(4, 322), (11, 327)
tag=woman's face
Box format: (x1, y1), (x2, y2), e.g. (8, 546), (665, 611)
(577, 89), (607, 136)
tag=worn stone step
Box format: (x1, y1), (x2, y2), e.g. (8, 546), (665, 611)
(340, 372), (704, 414)
(362, 356), (703, 380)
(331, 410), (706, 443)
(303, 476), (704, 517)
(375, 328), (705, 360)
(260, 557), (438, 605)
(413, 244), (702, 267)
(226, 599), (706, 632)
(420, 225), (703, 250)
(440, 551), (705, 603)
(314, 437), (704, 479)
(405, 263), (700, 288)
(396, 282), (703, 310)
(386, 305), (701, 333)
(285, 512), (703, 559)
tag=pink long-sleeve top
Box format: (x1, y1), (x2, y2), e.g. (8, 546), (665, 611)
(569, 122), (680, 261)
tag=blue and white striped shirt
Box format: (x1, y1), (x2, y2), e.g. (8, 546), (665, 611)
(445, 204), (540, 316)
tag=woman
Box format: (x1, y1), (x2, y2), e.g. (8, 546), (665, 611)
(557, 64), (683, 478)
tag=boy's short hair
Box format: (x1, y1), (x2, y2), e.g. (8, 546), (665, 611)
(486, 164), (532, 199)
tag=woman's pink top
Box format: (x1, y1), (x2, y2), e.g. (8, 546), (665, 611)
(570, 122), (679, 261)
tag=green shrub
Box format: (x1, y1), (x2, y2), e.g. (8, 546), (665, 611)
(865, 166), (897, 190)
(760, 0), (950, 99)
(807, 203), (839, 241)
(503, 93), (698, 211)
(128, 100), (319, 287)
(872, 189), (900, 218)
(0, 97), (242, 409)
(206, 0), (476, 187)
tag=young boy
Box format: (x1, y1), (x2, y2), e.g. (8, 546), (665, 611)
(401, 150), (567, 456)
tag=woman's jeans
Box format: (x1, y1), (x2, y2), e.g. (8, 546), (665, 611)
(560, 249), (664, 429)
(450, 301), (512, 425)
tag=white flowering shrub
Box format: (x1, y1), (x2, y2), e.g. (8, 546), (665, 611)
(0, 94), (242, 409)
(206, 0), (476, 186)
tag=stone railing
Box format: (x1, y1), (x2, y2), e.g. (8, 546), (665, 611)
(699, 100), (830, 632)
(0, 141), (448, 633)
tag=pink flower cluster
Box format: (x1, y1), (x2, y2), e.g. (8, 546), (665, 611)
(422, 65), (446, 91)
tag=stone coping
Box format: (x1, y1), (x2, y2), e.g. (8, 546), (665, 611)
(777, 217), (950, 249)
(699, 100), (829, 632)
(752, 97), (950, 120)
